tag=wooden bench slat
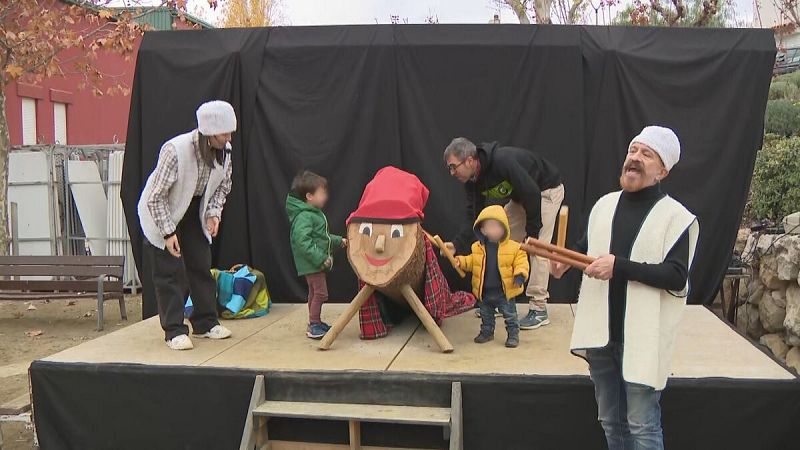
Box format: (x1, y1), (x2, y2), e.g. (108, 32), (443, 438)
(0, 265), (123, 277)
(0, 392), (31, 415)
(0, 280), (123, 293)
(0, 292), (121, 300)
(253, 401), (451, 426)
(0, 256), (124, 266)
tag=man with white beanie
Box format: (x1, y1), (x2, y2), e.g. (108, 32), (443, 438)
(138, 100), (237, 350)
(549, 126), (699, 449)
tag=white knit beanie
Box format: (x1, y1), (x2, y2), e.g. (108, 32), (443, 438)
(196, 101), (237, 136)
(629, 126), (681, 170)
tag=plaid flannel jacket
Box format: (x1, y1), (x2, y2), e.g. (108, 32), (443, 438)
(146, 140), (232, 237)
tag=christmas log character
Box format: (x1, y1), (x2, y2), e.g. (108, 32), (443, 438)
(320, 167), (473, 353)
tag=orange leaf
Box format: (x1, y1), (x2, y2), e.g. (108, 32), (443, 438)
(99, 10), (112, 20)
(5, 65), (24, 78)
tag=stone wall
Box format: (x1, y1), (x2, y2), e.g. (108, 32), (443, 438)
(731, 232), (800, 374)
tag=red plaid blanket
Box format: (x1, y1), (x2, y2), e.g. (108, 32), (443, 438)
(358, 236), (476, 339)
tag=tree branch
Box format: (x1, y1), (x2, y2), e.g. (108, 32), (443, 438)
(693, 0), (719, 26)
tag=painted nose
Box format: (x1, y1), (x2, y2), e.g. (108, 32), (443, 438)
(374, 235), (385, 253)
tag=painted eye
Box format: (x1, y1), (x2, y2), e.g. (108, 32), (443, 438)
(390, 224), (404, 238)
(359, 223), (372, 236)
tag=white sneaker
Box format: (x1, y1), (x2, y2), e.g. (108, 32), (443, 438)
(197, 324), (232, 340)
(166, 334), (194, 350)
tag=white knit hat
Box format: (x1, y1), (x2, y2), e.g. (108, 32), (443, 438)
(629, 126), (681, 170)
(196, 101), (237, 136)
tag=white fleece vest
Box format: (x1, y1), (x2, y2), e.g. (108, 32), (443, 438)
(570, 191), (699, 390)
(137, 130), (229, 249)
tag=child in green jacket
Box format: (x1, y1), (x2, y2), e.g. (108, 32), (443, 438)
(286, 171), (347, 339)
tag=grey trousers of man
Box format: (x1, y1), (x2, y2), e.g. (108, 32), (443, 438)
(505, 183), (565, 310)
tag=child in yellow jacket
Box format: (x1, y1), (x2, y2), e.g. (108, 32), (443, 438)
(455, 205), (530, 348)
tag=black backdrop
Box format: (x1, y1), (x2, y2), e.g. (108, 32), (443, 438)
(121, 25), (775, 319)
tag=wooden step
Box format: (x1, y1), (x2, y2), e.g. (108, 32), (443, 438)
(253, 400), (451, 427)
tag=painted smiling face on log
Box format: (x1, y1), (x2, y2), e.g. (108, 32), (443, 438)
(345, 166), (430, 290)
(347, 222), (420, 287)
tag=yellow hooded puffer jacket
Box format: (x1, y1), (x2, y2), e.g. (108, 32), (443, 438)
(455, 205), (530, 301)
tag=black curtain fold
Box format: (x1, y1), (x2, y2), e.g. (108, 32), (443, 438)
(122, 25), (775, 316)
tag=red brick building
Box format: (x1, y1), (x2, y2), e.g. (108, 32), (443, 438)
(5, 2), (213, 146)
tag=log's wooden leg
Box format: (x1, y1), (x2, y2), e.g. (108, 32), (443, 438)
(400, 284), (454, 353)
(319, 285), (375, 350)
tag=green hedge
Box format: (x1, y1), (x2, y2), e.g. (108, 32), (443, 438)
(747, 134), (800, 221)
(775, 71), (800, 88)
(769, 80), (800, 100)
(764, 99), (800, 136)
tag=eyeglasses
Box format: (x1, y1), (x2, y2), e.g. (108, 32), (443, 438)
(447, 160), (466, 173)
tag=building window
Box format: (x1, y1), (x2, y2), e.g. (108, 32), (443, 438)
(54, 102), (67, 144)
(21, 97), (37, 145)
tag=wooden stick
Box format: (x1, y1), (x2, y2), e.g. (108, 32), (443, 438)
(319, 284), (375, 350)
(422, 230), (466, 278)
(557, 205), (569, 248)
(400, 284), (454, 353)
(520, 243), (593, 271)
(526, 237), (595, 265)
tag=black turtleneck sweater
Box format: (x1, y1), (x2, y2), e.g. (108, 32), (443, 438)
(572, 184), (690, 343)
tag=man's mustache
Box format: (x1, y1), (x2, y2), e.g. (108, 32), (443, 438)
(624, 161), (643, 172)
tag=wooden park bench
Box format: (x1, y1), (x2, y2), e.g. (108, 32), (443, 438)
(0, 256), (126, 331)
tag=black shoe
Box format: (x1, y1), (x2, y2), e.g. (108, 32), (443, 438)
(505, 335), (519, 348)
(474, 332), (494, 344)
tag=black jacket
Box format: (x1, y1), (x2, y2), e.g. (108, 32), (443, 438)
(453, 142), (562, 253)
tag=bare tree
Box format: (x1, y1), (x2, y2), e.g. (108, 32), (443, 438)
(499, 0), (596, 24)
(617, 0), (725, 25)
(771, 0), (800, 28)
(496, 0), (533, 24)
(553, 0), (590, 24)
(632, 0), (721, 26)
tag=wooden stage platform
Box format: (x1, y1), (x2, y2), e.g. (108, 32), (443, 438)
(30, 304), (799, 450)
(41, 304), (794, 380)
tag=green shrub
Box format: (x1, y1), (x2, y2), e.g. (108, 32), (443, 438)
(747, 134), (800, 221)
(769, 80), (800, 100)
(776, 71), (800, 88)
(764, 99), (800, 136)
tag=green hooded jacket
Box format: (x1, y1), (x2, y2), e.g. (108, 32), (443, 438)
(285, 193), (344, 276)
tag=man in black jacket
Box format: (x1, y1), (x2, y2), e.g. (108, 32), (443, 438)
(444, 137), (564, 330)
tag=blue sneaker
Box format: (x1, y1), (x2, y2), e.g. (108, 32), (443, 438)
(320, 322), (332, 332)
(519, 309), (550, 330)
(306, 323), (327, 339)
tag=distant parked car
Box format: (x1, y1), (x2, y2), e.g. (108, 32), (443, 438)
(775, 47), (800, 75)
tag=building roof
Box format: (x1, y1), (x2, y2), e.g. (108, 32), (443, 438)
(61, 1), (214, 30)
(118, 8), (216, 31)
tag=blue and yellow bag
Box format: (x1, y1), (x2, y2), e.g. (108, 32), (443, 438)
(213, 264), (270, 319)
